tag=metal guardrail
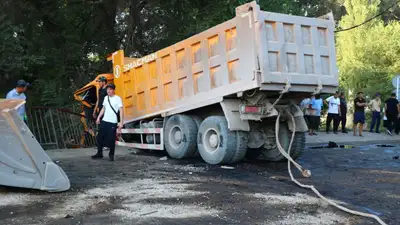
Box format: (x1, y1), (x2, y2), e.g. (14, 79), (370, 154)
(26, 107), (97, 149)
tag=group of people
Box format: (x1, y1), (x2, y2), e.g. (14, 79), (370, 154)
(301, 91), (400, 137)
(5, 77), (124, 162)
(91, 76), (124, 161)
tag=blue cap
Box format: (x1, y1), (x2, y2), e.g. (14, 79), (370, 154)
(16, 80), (30, 87)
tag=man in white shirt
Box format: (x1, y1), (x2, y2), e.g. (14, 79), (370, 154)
(368, 93), (381, 133)
(92, 84), (124, 161)
(324, 91), (341, 134)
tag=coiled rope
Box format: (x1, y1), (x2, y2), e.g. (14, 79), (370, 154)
(275, 110), (387, 225)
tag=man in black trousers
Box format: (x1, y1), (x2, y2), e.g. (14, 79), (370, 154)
(384, 92), (400, 136)
(92, 84), (124, 161)
(339, 92), (348, 133)
(324, 91), (341, 134)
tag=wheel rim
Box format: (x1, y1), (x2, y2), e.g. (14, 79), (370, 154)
(203, 128), (220, 153)
(169, 125), (183, 149)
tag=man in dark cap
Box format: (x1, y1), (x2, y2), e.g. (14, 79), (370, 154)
(93, 76), (108, 120)
(6, 80), (30, 123)
(92, 84), (123, 161)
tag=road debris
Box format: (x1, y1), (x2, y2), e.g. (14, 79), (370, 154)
(159, 156), (168, 161)
(130, 149), (140, 154)
(270, 176), (286, 181)
(328, 141), (339, 148)
(220, 166), (235, 170)
(140, 211), (158, 216)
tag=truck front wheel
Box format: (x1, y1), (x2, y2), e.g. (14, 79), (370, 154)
(164, 115), (198, 159)
(197, 116), (248, 164)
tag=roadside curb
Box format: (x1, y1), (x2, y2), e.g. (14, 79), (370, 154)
(306, 139), (399, 146)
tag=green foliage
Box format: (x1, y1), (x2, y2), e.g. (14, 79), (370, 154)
(0, 15), (45, 97)
(0, 0), (343, 107)
(337, 0), (400, 100)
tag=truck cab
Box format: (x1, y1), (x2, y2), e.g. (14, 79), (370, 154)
(74, 73), (114, 132)
(74, 73), (114, 114)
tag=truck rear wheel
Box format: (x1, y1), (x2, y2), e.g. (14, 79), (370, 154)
(191, 116), (203, 157)
(197, 116), (248, 164)
(192, 115), (203, 129)
(260, 123), (305, 161)
(229, 131), (248, 163)
(164, 115), (198, 159)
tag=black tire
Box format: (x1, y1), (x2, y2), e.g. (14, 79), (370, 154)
(197, 116), (247, 164)
(229, 131), (248, 163)
(164, 115), (198, 159)
(260, 123), (305, 161)
(191, 116), (203, 157)
(291, 132), (305, 159)
(192, 116), (203, 129)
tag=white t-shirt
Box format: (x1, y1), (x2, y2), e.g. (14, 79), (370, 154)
(326, 96), (340, 114)
(102, 95), (123, 123)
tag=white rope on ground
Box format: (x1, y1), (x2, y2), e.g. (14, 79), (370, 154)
(275, 111), (388, 225)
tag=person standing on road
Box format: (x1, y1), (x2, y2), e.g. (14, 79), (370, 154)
(353, 92), (367, 137)
(6, 80), (30, 123)
(93, 76), (108, 120)
(309, 94), (323, 135)
(384, 93), (400, 136)
(369, 93), (382, 133)
(92, 84), (124, 161)
(324, 91), (341, 134)
(300, 96), (313, 131)
(339, 92), (348, 133)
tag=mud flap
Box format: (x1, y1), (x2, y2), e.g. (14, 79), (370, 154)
(0, 99), (70, 192)
(285, 104), (308, 132)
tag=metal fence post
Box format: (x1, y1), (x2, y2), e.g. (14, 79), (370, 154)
(56, 110), (67, 149)
(49, 109), (59, 149)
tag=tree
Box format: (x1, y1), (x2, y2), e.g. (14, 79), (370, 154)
(336, 0), (400, 99)
(0, 15), (45, 97)
(0, 0), (343, 107)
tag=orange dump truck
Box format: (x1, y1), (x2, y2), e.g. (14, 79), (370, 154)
(74, 1), (338, 164)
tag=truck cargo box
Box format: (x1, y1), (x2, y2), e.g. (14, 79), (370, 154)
(108, 1), (338, 124)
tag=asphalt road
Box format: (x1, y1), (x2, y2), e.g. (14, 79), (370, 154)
(0, 140), (399, 225)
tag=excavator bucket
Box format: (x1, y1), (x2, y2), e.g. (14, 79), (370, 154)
(0, 99), (70, 192)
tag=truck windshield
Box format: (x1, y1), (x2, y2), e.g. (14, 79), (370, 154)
(79, 86), (97, 107)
